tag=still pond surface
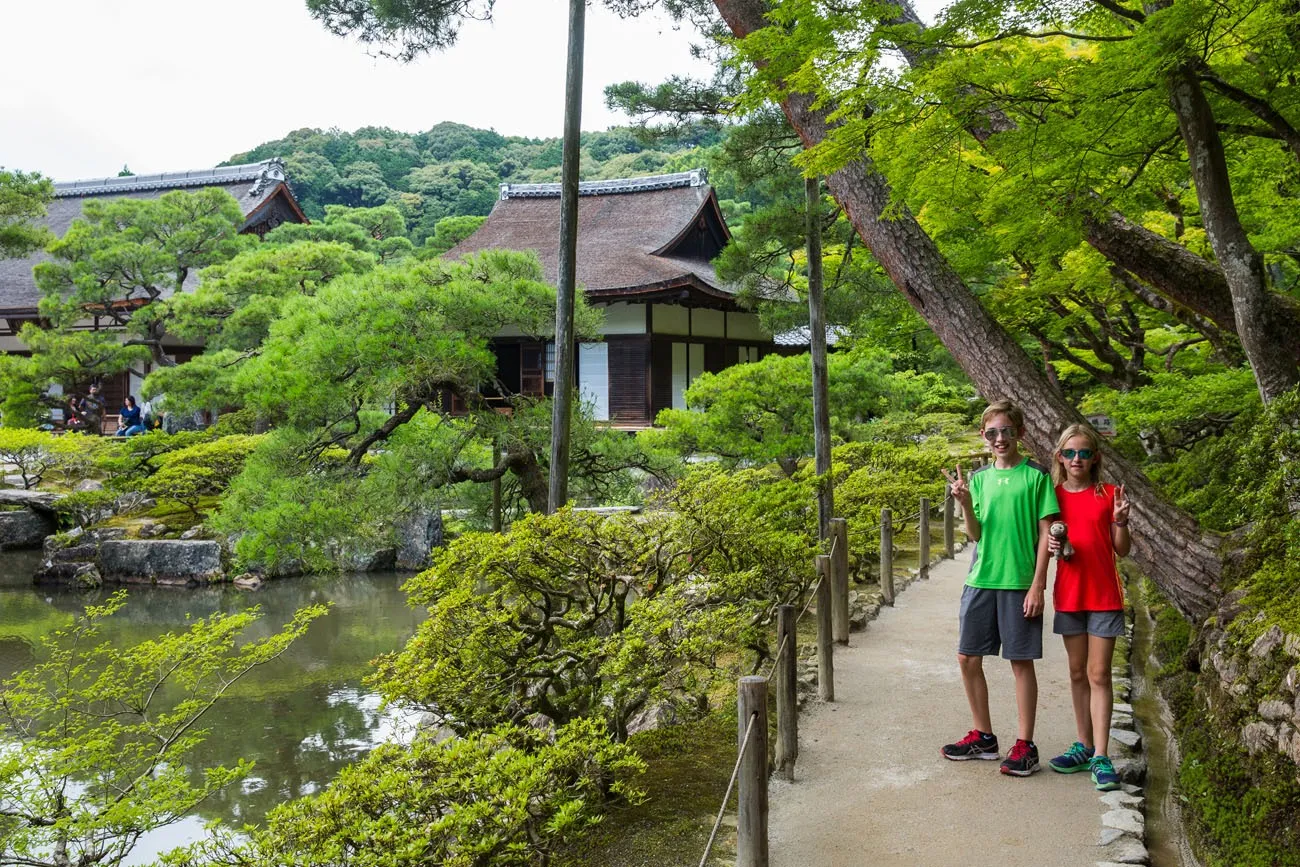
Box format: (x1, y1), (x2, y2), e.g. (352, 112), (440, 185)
(0, 550), (427, 863)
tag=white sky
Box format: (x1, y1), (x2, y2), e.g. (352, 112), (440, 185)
(0, 0), (718, 180)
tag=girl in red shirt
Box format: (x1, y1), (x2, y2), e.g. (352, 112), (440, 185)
(1046, 424), (1131, 791)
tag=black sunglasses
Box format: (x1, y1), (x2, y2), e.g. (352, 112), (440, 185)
(1060, 448), (1095, 460)
(982, 426), (1017, 442)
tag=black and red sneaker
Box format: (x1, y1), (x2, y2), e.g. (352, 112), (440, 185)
(941, 729), (1000, 761)
(999, 739), (1040, 776)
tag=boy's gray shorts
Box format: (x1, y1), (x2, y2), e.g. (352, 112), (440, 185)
(957, 585), (1043, 660)
(1053, 610), (1125, 638)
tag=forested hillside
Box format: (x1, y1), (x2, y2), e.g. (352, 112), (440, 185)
(227, 121), (726, 245)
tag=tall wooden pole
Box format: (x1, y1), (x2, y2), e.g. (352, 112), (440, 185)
(774, 604), (798, 781)
(806, 176), (832, 541)
(547, 0), (586, 514)
(737, 676), (770, 867)
(816, 554), (835, 702)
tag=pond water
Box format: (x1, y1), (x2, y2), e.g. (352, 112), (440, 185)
(0, 550), (427, 863)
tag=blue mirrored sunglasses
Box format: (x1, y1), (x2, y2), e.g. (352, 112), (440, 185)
(1060, 448), (1094, 460)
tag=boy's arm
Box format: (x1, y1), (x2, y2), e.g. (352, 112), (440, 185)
(962, 503), (981, 542)
(1024, 517), (1052, 618)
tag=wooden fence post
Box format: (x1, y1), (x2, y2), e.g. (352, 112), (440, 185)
(774, 604), (798, 782)
(944, 494), (955, 559)
(737, 675), (769, 867)
(918, 497), (931, 580)
(880, 508), (894, 606)
(815, 554), (834, 702)
(830, 517), (849, 645)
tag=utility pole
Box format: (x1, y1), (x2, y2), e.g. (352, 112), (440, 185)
(807, 175), (833, 540)
(548, 0), (586, 513)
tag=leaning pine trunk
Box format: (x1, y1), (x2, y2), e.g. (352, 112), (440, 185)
(712, 0), (1225, 621)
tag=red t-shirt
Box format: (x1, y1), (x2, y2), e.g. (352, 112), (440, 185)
(1053, 483), (1124, 612)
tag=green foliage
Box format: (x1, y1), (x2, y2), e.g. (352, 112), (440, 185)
(0, 375), (43, 429)
(218, 718), (643, 867)
(0, 169), (52, 259)
(824, 440), (950, 562)
(0, 591), (326, 867)
(420, 214), (487, 257)
(0, 427), (61, 488)
(137, 435), (263, 518)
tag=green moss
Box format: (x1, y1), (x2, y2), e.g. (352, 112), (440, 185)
(556, 712), (737, 867)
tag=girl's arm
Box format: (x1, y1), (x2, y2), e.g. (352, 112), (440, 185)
(1112, 484), (1131, 557)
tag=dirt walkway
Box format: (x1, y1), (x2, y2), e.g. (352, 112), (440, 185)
(769, 548), (1104, 866)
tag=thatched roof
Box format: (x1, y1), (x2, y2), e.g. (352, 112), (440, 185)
(0, 159), (305, 317)
(448, 168), (740, 307)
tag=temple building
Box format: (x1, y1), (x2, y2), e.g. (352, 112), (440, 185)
(448, 169), (779, 428)
(0, 158), (306, 409)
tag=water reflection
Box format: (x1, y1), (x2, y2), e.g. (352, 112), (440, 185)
(0, 551), (426, 859)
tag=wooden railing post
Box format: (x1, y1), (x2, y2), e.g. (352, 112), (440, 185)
(918, 497), (931, 579)
(880, 508), (894, 606)
(815, 554), (834, 702)
(774, 604), (798, 781)
(944, 494), (955, 559)
(830, 517), (849, 644)
(737, 675), (769, 867)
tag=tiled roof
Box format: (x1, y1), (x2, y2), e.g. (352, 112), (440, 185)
(449, 168), (737, 301)
(772, 324), (849, 347)
(0, 160), (294, 316)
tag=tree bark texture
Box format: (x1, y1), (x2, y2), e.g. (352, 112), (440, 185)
(807, 175), (833, 541)
(1167, 66), (1300, 403)
(712, 0), (1224, 621)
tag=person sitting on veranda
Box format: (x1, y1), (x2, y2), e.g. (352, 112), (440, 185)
(115, 395), (146, 437)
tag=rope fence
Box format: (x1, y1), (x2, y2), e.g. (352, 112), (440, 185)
(697, 490), (967, 866)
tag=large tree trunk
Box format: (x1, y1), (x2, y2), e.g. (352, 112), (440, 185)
(713, 0), (1224, 620)
(1167, 66), (1300, 404)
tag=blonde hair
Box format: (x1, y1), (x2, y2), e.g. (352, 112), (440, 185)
(980, 399), (1024, 432)
(1052, 423), (1104, 491)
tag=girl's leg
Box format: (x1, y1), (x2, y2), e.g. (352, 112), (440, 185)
(1063, 633), (1092, 747)
(1088, 634), (1117, 756)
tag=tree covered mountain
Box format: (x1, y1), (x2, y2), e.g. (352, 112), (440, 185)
(227, 122), (725, 245)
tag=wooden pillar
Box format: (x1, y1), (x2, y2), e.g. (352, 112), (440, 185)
(774, 605), (798, 782)
(830, 517), (849, 644)
(816, 554), (834, 702)
(737, 675), (770, 867)
(944, 494), (955, 559)
(919, 496), (931, 579)
(880, 508), (894, 606)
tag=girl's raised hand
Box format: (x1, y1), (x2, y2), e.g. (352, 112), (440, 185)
(1113, 484), (1130, 524)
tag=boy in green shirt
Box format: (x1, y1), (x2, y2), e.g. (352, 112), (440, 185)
(940, 400), (1058, 776)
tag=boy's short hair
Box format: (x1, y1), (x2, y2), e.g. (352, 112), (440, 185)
(980, 399), (1025, 431)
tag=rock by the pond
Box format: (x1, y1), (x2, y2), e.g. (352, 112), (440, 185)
(34, 561), (102, 588)
(179, 525), (204, 540)
(395, 508), (445, 570)
(0, 488), (62, 514)
(73, 479), (104, 493)
(337, 544), (396, 573)
(232, 573), (263, 590)
(99, 540), (223, 585)
(136, 521), (169, 539)
(0, 509), (56, 549)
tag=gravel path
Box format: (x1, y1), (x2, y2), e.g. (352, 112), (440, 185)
(768, 548), (1105, 867)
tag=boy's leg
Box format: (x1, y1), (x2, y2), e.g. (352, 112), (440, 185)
(1009, 659), (1038, 742)
(998, 590), (1043, 776)
(944, 586), (1001, 760)
(959, 653), (992, 733)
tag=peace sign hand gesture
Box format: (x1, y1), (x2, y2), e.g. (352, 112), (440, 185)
(1113, 484), (1130, 526)
(941, 465), (972, 508)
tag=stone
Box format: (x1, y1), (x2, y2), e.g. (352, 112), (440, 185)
(0, 509), (56, 549)
(394, 508), (444, 571)
(1283, 665), (1300, 696)
(1102, 808), (1143, 835)
(1241, 721), (1277, 755)
(1098, 828), (1126, 846)
(1261, 699), (1292, 721)
(72, 478), (104, 493)
(1112, 713), (1134, 729)
(1112, 702), (1134, 715)
(1121, 783), (1142, 795)
(1100, 791), (1144, 810)
(1251, 625), (1285, 659)
(33, 561), (101, 588)
(1285, 633), (1300, 659)
(53, 543), (100, 563)
(1277, 724), (1295, 759)
(98, 540), (224, 584)
(1113, 756), (1146, 785)
(1110, 728), (1142, 750)
(232, 573), (263, 590)
(1099, 838), (1150, 865)
(626, 702), (676, 736)
(0, 488), (62, 514)
(337, 545), (396, 573)
(179, 526), (204, 540)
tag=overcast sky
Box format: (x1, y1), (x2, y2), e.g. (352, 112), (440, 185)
(0, 0), (718, 180)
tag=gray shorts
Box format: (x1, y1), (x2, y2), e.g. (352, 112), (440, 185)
(958, 585), (1043, 660)
(1053, 610), (1126, 638)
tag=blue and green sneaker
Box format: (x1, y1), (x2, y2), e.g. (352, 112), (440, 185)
(1048, 741), (1094, 773)
(1091, 754), (1121, 791)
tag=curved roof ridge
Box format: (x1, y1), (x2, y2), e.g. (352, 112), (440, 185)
(53, 158), (286, 199)
(500, 167), (708, 200)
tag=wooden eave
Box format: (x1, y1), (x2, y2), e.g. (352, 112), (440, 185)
(651, 188), (730, 258)
(585, 274), (743, 310)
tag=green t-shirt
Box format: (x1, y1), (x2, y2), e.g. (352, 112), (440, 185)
(965, 458), (1059, 590)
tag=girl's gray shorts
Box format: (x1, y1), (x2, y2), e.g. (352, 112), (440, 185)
(1053, 610), (1125, 638)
